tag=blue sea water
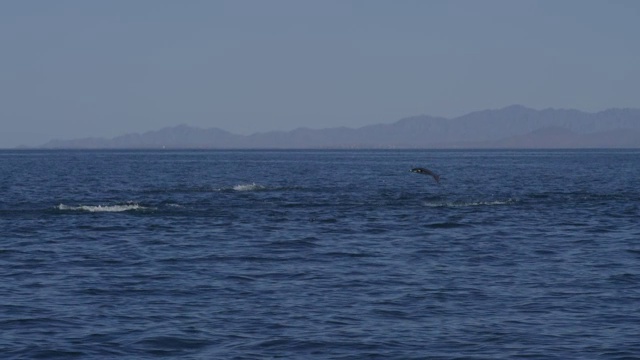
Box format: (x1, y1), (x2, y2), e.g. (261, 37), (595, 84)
(1, 149), (639, 359)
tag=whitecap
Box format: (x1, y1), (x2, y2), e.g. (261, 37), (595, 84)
(57, 203), (148, 212)
(232, 183), (266, 192)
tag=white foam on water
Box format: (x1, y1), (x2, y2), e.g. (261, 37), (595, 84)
(57, 203), (148, 212)
(423, 198), (517, 208)
(233, 183), (266, 192)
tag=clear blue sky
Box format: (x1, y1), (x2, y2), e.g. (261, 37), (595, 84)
(1, 0), (639, 147)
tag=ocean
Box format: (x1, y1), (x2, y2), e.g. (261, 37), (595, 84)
(1, 149), (639, 359)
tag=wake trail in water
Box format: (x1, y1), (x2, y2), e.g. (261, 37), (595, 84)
(57, 203), (150, 212)
(422, 198), (518, 208)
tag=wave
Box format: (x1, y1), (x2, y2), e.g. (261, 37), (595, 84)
(57, 203), (149, 213)
(144, 183), (275, 193)
(527, 191), (637, 201)
(141, 182), (311, 195)
(422, 198), (517, 208)
(425, 221), (472, 229)
(232, 183), (267, 192)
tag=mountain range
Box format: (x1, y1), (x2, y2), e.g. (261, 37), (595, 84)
(40, 105), (640, 149)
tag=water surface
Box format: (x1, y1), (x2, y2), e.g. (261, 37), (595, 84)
(1, 150), (639, 359)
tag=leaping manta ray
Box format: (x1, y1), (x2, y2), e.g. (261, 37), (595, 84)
(410, 167), (441, 184)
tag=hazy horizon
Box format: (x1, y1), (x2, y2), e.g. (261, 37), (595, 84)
(31, 104), (640, 142)
(2, 0), (639, 148)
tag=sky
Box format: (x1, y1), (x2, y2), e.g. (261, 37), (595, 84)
(1, 0), (639, 148)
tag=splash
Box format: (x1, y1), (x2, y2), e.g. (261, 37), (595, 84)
(57, 203), (148, 212)
(233, 183), (266, 192)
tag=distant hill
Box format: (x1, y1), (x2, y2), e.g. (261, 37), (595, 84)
(39, 105), (640, 149)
